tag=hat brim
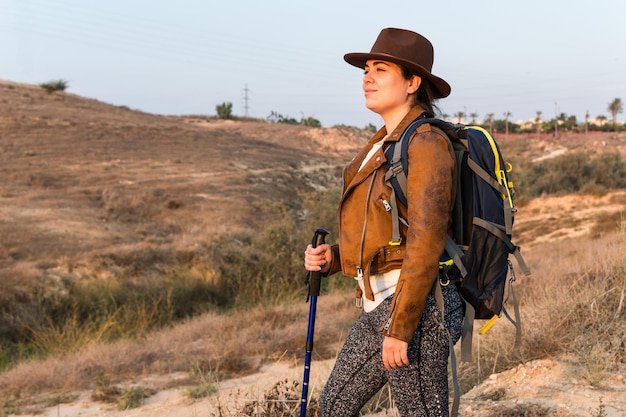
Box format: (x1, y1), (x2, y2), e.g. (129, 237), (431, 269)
(344, 52), (451, 99)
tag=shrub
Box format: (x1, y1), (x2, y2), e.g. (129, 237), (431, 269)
(512, 152), (626, 198)
(301, 116), (321, 127)
(0, 186), (345, 370)
(38, 79), (69, 93)
(205, 187), (343, 308)
(216, 102), (233, 119)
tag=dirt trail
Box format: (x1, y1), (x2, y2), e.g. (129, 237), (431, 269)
(14, 358), (625, 417)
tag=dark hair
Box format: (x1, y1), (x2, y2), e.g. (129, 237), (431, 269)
(402, 66), (438, 117)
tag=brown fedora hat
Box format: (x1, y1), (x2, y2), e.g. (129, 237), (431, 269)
(344, 28), (451, 99)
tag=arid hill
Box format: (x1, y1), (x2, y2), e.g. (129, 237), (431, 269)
(1, 80), (625, 417)
(2, 79), (625, 285)
(0, 80), (369, 319)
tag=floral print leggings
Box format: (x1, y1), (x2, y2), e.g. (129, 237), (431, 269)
(319, 284), (464, 417)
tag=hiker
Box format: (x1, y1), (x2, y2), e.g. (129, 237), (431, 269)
(304, 28), (464, 416)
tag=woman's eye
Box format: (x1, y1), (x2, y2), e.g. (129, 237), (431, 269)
(364, 67), (384, 75)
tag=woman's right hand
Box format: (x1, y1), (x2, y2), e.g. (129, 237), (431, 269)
(304, 243), (332, 274)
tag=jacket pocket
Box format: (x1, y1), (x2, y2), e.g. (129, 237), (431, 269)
(376, 194), (393, 214)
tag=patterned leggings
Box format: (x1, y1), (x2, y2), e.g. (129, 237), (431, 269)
(319, 284), (463, 417)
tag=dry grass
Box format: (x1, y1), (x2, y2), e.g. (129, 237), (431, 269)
(0, 292), (357, 405)
(1, 228), (625, 414)
(455, 228), (626, 393)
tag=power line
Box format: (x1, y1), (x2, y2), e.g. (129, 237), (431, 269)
(242, 84), (251, 117)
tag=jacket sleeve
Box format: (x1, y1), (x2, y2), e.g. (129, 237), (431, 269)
(323, 244), (342, 277)
(379, 126), (456, 342)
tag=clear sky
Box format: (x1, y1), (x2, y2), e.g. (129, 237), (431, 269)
(2, 0), (624, 128)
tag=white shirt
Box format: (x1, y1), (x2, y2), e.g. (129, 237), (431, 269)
(357, 270), (400, 312)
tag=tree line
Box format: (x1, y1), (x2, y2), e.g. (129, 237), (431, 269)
(448, 98), (624, 135)
(215, 98), (624, 133)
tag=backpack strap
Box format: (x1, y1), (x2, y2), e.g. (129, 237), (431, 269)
(460, 300), (476, 362)
(433, 275), (462, 417)
(384, 117), (429, 245)
(473, 218), (531, 276)
(385, 134), (409, 245)
(384, 117), (455, 245)
(501, 261), (523, 348)
(467, 157), (514, 235)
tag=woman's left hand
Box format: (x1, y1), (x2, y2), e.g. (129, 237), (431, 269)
(382, 336), (409, 370)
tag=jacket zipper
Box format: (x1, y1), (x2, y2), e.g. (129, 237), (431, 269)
(383, 289), (402, 332)
(357, 172), (377, 277)
(383, 318), (392, 331)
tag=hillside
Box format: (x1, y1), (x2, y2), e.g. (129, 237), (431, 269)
(1, 81), (625, 417)
(0, 80), (369, 329)
(3, 79), (626, 283)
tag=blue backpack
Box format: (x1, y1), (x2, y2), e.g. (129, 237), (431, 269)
(385, 117), (532, 415)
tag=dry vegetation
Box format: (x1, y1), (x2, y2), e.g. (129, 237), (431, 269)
(0, 80), (625, 416)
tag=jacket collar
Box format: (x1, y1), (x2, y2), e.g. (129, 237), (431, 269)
(381, 106), (428, 144)
(343, 106), (428, 188)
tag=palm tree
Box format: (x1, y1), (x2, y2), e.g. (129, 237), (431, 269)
(566, 115), (577, 131)
(608, 98), (623, 128)
(585, 110), (590, 135)
(470, 112), (478, 124)
(553, 112), (567, 137)
(535, 111), (542, 139)
(597, 115), (607, 128)
(503, 112), (512, 137)
(454, 112), (465, 124)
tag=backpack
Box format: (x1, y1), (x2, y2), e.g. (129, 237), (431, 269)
(384, 117), (531, 415)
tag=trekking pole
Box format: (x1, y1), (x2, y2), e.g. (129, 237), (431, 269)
(300, 227), (329, 417)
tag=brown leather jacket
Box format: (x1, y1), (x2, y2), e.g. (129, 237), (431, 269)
(325, 106), (456, 343)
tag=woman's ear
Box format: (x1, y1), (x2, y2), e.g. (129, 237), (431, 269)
(408, 76), (422, 95)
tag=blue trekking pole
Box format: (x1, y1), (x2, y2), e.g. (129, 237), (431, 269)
(300, 227), (329, 417)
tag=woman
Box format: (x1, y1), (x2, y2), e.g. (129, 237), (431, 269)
(304, 28), (464, 416)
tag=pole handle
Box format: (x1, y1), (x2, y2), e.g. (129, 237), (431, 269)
(307, 228), (329, 298)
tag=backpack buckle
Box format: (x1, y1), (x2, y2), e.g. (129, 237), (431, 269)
(439, 259), (454, 286)
(439, 259), (454, 268)
(389, 238), (402, 246)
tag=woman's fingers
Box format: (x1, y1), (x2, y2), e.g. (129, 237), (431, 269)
(304, 244), (329, 271)
(382, 336), (410, 370)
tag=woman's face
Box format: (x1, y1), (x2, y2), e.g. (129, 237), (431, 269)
(362, 60), (420, 118)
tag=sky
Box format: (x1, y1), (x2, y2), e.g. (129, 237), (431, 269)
(1, 0), (625, 129)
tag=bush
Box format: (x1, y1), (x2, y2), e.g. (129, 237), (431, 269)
(38, 79), (69, 93)
(204, 186), (345, 308)
(0, 186), (346, 370)
(216, 102), (233, 119)
(512, 152), (626, 198)
(301, 116), (321, 127)
(0, 267), (224, 370)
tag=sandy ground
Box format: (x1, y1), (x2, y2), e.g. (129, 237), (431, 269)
(13, 358), (625, 417)
(461, 359), (626, 417)
(15, 359), (334, 417)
